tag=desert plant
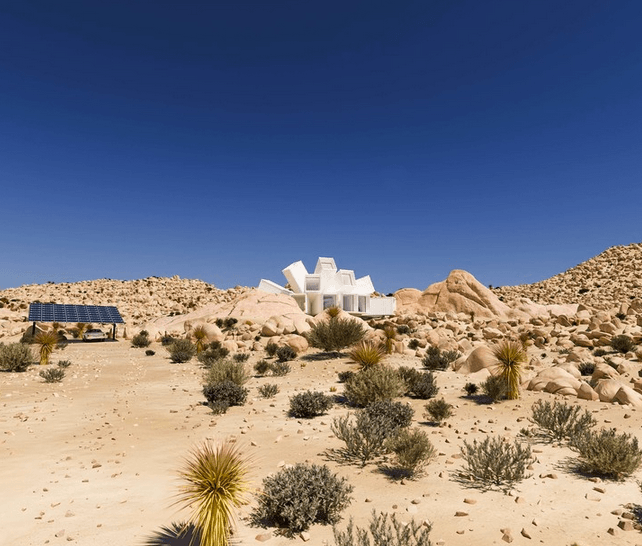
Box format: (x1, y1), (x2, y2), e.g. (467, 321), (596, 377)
(233, 353), (250, 363)
(593, 348), (608, 357)
(400, 367), (438, 399)
(203, 380), (248, 410)
(57, 359), (72, 368)
(168, 339), (197, 363)
(530, 399), (596, 442)
(40, 367), (65, 383)
(145, 349), (155, 356)
(192, 326), (208, 354)
(578, 362), (595, 376)
(34, 330), (59, 365)
(396, 324), (410, 335)
(258, 383), (279, 398)
(382, 327), (396, 354)
(337, 370), (355, 383)
(289, 390), (334, 418)
(459, 436), (535, 488)
(343, 366), (405, 408)
(269, 361), (291, 377)
(481, 374), (507, 403)
(422, 346), (460, 371)
(265, 342), (278, 357)
(424, 398), (454, 423)
(175, 440), (251, 546)
(216, 317), (238, 330)
(492, 340), (526, 399)
(132, 330), (151, 348)
(333, 510), (432, 546)
(276, 345), (297, 362)
(463, 382), (478, 396)
(254, 359), (271, 375)
(348, 341), (386, 369)
(363, 400), (414, 433)
(408, 339), (420, 350)
(327, 305), (341, 318)
(198, 341), (230, 366)
(610, 335), (636, 354)
(0, 342), (33, 372)
(386, 428), (436, 478)
(205, 359), (250, 386)
(306, 316), (366, 354)
(331, 412), (391, 466)
(570, 428), (642, 479)
(251, 463), (353, 535)
(74, 322), (89, 339)
(161, 335), (177, 346)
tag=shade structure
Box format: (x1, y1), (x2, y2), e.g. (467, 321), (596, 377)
(28, 303), (125, 324)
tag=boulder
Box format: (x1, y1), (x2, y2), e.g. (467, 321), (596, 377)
(282, 334), (309, 353)
(614, 386), (642, 407)
(528, 367), (578, 392)
(591, 363), (620, 382)
(577, 382), (599, 401)
(593, 379), (624, 403)
(454, 346), (496, 374)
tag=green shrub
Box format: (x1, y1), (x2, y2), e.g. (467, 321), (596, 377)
(57, 359), (72, 368)
(254, 359), (271, 375)
(258, 383), (279, 398)
(203, 380), (248, 410)
(265, 342), (278, 357)
(401, 368), (439, 399)
(40, 368), (65, 383)
(459, 436), (535, 488)
(386, 428), (436, 478)
(269, 361), (291, 377)
(408, 339), (420, 350)
(481, 375), (507, 403)
(424, 398), (454, 423)
(331, 413), (390, 466)
(205, 359), (250, 386)
(289, 390), (334, 418)
(578, 362), (595, 376)
(334, 510), (432, 546)
(0, 342), (33, 372)
(610, 335), (636, 354)
(145, 350), (155, 356)
(337, 370), (355, 383)
(198, 341), (230, 366)
(251, 463), (353, 534)
(343, 366), (405, 408)
(306, 317), (366, 354)
(161, 335), (176, 346)
(132, 331), (151, 348)
(233, 353), (250, 362)
(570, 428), (642, 479)
(276, 345), (297, 362)
(167, 339), (197, 363)
(530, 399), (596, 442)
(363, 400), (414, 433)
(463, 382), (478, 396)
(396, 324), (410, 335)
(422, 346), (461, 371)
(208, 400), (229, 415)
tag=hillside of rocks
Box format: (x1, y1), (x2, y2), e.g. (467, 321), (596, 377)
(493, 242), (642, 310)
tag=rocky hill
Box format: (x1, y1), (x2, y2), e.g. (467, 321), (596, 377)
(493, 242), (642, 310)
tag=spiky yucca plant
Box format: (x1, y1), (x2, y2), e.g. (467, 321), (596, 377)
(326, 305), (341, 318)
(192, 326), (208, 354)
(75, 323), (89, 339)
(175, 440), (251, 546)
(492, 340), (526, 400)
(35, 330), (59, 365)
(382, 327), (396, 354)
(348, 340), (386, 369)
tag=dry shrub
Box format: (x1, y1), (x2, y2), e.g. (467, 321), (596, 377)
(386, 428), (435, 478)
(334, 510), (432, 546)
(570, 428), (642, 480)
(343, 366), (405, 408)
(306, 316), (366, 354)
(530, 399), (596, 442)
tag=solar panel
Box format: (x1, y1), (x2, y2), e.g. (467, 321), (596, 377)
(28, 303), (125, 324)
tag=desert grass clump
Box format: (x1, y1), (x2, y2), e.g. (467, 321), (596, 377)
(57, 359), (72, 368)
(610, 334), (636, 354)
(481, 374), (507, 403)
(192, 325), (208, 354)
(276, 345), (297, 362)
(306, 316), (366, 355)
(570, 428), (642, 480)
(265, 342), (278, 357)
(34, 330), (59, 365)
(40, 367), (65, 383)
(578, 362), (596, 376)
(233, 353), (250, 363)
(289, 390), (334, 418)
(269, 361), (291, 377)
(459, 436), (535, 489)
(168, 339), (197, 363)
(333, 510), (432, 546)
(343, 366), (405, 408)
(348, 340), (386, 369)
(175, 440), (251, 546)
(492, 340), (527, 400)
(463, 382), (478, 396)
(422, 346), (461, 371)
(424, 398), (454, 423)
(203, 381), (248, 411)
(132, 330), (151, 348)
(530, 399), (596, 442)
(0, 342), (33, 372)
(386, 428), (436, 478)
(258, 383), (279, 399)
(251, 463), (353, 535)
(205, 359), (250, 387)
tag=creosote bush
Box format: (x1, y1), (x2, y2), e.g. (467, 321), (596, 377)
(578, 362), (595, 376)
(306, 316), (366, 354)
(398, 367), (439, 399)
(251, 463), (353, 535)
(363, 400), (414, 433)
(276, 345), (297, 362)
(198, 341), (230, 366)
(265, 342), (278, 357)
(459, 436), (535, 488)
(233, 353), (250, 363)
(463, 382), (478, 396)
(289, 390), (333, 418)
(424, 398), (454, 423)
(203, 380), (248, 411)
(610, 335), (636, 354)
(168, 339), (197, 363)
(161, 335), (176, 346)
(269, 361), (291, 377)
(570, 428), (642, 480)
(258, 383), (279, 398)
(333, 510), (432, 546)
(40, 367), (65, 383)
(481, 375), (507, 403)
(205, 359), (250, 387)
(408, 339), (420, 350)
(131, 330), (151, 348)
(386, 428), (436, 478)
(422, 346), (460, 371)
(254, 359), (271, 375)
(348, 340), (386, 369)
(343, 366), (405, 408)
(0, 342), (33, 372)
(337, 370), (354, 383)
(530, 399), (596, 442)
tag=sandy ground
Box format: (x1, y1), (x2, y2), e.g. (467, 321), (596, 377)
(2, 339), (642, 546)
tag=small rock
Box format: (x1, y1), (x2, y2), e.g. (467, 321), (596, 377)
(520, 528), (532, 539)
(255, 532), (272, 542)
(300, 531), (311, 542)
(463, 498), (477, 504)
(55, 530), (65, 538)
(619, 520), (635, 531)
(455, 511), (468, 517)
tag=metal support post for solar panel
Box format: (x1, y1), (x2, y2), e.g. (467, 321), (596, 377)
(112, 324), (116, 340)
(32, 322), (36, 336)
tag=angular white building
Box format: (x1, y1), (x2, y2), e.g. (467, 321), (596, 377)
(258, 257), (396, 317)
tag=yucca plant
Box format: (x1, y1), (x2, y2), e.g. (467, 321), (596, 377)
(175, 440), (251, 546)
(492, 340), (527, 400)
(192, 326), (208, 354)
(326, 305), (341, 318)
(348, 340), (386, 369)
(75, 323), (89, 339)
(34, 330), (59, 365)
(382, 327), (396, 354)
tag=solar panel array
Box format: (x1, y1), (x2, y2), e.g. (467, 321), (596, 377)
(28, 303), (125, 324)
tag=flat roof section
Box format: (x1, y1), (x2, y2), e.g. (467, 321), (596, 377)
(28, 303), (125, 324)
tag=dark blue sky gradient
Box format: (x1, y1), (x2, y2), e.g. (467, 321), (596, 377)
(1, 1), (641, 293)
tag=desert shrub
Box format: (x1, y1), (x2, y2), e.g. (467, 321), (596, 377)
(233, 353), (250, 362)
(363, 400), (414, 433)
(205, 359), (250, 386)
(530, 399), (596, 442)
(289, 390), (334, 418)
(422, 346), (460, 371)
(74, 322), (88, 339)
(251, 463), (353, 534)
(35, 330), (59, 365)
(492, 340), (526, 400)
(570, 428), (642, 479)
(306, 317), (366, 354)
(161, 335), (176, 346)
(332, 413), (390, 466)
(276, 345), (297, 362)
(408, 339), (420, 350)
(424, 398), (454, 423)
(203, 380), (248, 409)
(254, 359), (271, 375)
(265, 342), (278, 357)
(397, 366), (421, 389)
(216, 317), (237, 330)
(20, 329), (35, 344)
(0, 342), (33, 372)
(40, 368), (65, 383)
(593, 348), (608, 357)
(57, 359), (72, 368)
(198, 341), (230, 366)
(337, 370), (354, 383)
(396, 324), (410, 335)
(348, 341), (386, 369)
(269, 361), (291, 377)
(132, 331), (151, 348)
(610, 335), (636, 354)
(616, 312), (627, 321)
(343, 366), (405, 408)
(386, 428), (436, 478)
(208, 400), (229, 415)
(168, 339), (197, 363)
(258, 383), (279, 398)
(481, 375), (507, 403)
(459, 436), (535, 488)
(463, 382), (478, 396)
(578, 362), (595, 376)
(406, 371), (439, 400)
(334, 510), (432, 546)
(382, 327), (396, 354)
(145, 349), (155, 356)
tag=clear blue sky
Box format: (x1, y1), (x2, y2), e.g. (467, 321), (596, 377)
(1, 1), (641, 294)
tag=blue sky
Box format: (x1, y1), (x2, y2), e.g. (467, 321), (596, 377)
(1, 1), (641, 294)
